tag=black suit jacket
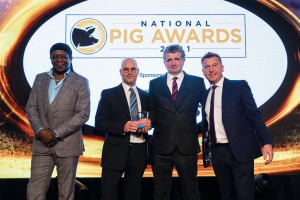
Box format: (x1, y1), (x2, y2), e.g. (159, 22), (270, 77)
(149, 72), (206, 155)
(95, 84), (149, 170)
(201, 78), (273, 164)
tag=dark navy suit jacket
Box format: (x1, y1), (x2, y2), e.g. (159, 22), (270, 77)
(201, 78), (273, 163)
(149, 72), (206, 155)
(95, 84), (149, 170)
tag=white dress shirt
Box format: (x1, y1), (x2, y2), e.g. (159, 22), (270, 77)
(167, 71), (184, 94)
(205, 76), (228, 144)
(122, 82), (145, 143)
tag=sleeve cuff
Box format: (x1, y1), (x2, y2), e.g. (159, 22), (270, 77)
(53, 129), (61, 139)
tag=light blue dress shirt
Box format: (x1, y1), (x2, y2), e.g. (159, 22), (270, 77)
(36, 68), (71, 137)
(48, 68), (70, 104)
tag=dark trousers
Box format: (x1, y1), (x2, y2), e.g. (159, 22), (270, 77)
(152, 148), (200, 200)
(212, 145), (255, 200)
(101, 142), (147, 200)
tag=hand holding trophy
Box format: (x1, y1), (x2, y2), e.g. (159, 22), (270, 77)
(137, 111), (151, 131)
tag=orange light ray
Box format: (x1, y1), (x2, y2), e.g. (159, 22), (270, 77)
(266, 67), (300, 126)
(257, 0), (300, 126)
(0, 0), (70, 135)
(258, 0), (300, 35)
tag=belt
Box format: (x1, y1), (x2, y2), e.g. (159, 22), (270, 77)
(129, 142), (146, 146)
(213, 143), (229, 147)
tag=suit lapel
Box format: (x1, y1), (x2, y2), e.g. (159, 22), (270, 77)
(115, 84), (131, 119)
(222, 78), (231, 115)
(161, 74), (173, 99)
(202, 88), (210, 110)
(49, 72), (74, 112)
(41, 74), (51, 115)
(174, 76), (186, 107)
(155, 74), (176, 106)
(201, 88), (210, 126)
(137, 87), (146, 111)
(174, 73), (193, 107)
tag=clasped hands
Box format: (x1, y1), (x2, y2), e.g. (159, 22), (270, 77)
(124, 118), (152, 133)
(38, 128), (59, 147)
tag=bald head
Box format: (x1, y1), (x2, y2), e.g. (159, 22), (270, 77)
(120, 57), (139, 87)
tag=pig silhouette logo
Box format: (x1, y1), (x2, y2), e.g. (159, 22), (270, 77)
(70, 18), (107, 54)
(72, 26), (99, 47)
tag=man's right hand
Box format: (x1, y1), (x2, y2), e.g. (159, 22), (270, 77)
(38, 129), (59, 147)
(124, 121), (139, 133)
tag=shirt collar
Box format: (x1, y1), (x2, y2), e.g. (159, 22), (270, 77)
(167, 71), (184, 81)
(211, 76), (224, 89)
(122, 82), (136, 92)
(47, 68), (71, 79)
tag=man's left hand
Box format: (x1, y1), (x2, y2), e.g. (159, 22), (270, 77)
(261, 144), (274, 165)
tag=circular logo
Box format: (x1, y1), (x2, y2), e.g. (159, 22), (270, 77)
(70, 18), (106, 54)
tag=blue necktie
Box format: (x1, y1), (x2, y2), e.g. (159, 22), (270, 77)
(129, 88), (138, 121)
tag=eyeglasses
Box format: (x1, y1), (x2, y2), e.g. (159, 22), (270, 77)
(50, 55), (69, 60)
(122, 68), (138, 73)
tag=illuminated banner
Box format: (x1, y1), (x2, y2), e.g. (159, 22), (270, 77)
(0, 0), (292, 179)
(23, 0), (288, 128)
(66, 14), (246, 58)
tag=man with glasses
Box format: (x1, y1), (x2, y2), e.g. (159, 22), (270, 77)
(95, 57), (151, 200)
(26, 43), (90, 200)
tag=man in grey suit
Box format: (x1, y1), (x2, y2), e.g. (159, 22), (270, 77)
(149, 44), (206, 200)
(95, 58), (151, 200)
(26, 43), (90, 200)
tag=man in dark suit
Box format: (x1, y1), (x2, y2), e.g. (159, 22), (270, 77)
(26, 43), (90, 200)
(201, 52), (274, 200)
(149, 44), (206, 200)
(95, 58), (151, 200)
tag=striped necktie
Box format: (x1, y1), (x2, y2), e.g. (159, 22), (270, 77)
(129, 88), (138, 121)
(172, 77), (178, 100)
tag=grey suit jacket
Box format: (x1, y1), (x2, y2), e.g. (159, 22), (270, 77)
(26, 71), (90, 157)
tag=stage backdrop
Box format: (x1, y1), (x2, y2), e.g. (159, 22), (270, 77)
(0, 0), (299, 178)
